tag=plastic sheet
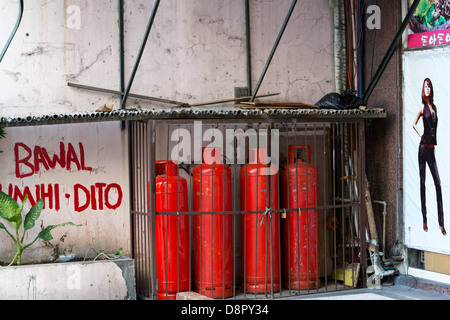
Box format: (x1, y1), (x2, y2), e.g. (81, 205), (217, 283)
(315, 90), (365, 110)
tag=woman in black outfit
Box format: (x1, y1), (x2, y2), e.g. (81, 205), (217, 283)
(413, 78), (446, 236)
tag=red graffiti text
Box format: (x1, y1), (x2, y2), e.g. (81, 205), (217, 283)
(15, 142), (92, 178)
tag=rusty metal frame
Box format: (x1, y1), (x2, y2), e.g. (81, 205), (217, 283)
(130, 117), (367, 300)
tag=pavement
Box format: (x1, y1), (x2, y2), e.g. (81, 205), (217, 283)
(293, 274), (450, 300)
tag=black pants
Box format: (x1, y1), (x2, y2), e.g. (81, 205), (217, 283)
(419, 145), (444, 227)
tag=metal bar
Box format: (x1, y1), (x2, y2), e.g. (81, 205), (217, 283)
(144, 122), (152, 298)
(340, 123), (346, 288)
(222, 135), (226, 299)
(286, 123), (292, 295)
(304, 123), (310, 293)
(245, 0), (252, 95)
(165, 124), (170, 299)
(120, 0), (161, 109)
(254, 124), (259, 298)
(332, 123), (337, 290)
(148, 120), (158, 299)
(188, 124), (193, 293)
(118, 0), (125, 97)
(210, 129), (214, 298)
(119, 0), (126, 130)
(185, 93), (280, 107)
(358, 120), (367, 287)
(133, 202), (360, 216)
(362, 0), (421, 104)
(67, 82), (187, 106)
(176, 125), (181, 297)
(232, 124), (238, 299)
(250, 0), (297, 101)
(0, 0), (23, 63)
(323, 123), (329, 291)
(243, 123), (248, 299)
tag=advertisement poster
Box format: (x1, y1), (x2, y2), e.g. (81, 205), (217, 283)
(408, 0), (450, 48)
(403, 47), (450, 254)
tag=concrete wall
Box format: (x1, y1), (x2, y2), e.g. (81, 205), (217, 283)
(123, 0), (335, 106)
(0, 257), (136, 300)
(0, 0), (335, 264)
(362, 1), (403, 255)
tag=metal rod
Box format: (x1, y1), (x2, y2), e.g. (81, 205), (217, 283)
(180, 92), (280, 108)
(245, 0), (252, 95)
(250, 0), (297, 101)
(119, 0), (125, 101)
(120, 0), (161, 109)
(362, 0), (421, 104)
(118, 0), (126, 130)
(358, 120), (367, 287)
(0, 0), (23, 63)
(67, 82), (187, 106)
(148, 120), (158, 299)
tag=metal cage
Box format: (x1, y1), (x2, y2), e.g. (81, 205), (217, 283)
(130, 118), (367, 300)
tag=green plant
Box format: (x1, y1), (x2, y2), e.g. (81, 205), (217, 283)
(0, 191), (80, 266)
(0, 127), (5, 153)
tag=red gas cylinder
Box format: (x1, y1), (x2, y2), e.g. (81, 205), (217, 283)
(193, 148), (233, 298)
(241, 149), (280, 293)
(281, 146), (320, 290)
(154, 161), (190, 300)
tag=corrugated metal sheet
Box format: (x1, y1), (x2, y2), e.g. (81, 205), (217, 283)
(0, 105), (386, 127)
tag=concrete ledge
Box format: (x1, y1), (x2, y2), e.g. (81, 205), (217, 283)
(396, 273), (450, 296)
(0, 257), (136, 300)
(176, 291), (214, 300)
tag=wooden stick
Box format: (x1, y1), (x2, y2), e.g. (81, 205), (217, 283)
(235, 101), (319, 109)
(171, 92), (281, 108)
(365, 174), (379, 252)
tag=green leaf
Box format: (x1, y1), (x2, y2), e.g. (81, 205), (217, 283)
(0, 222), (7, 230)
(0, 191), (20, 222)
(0, 202), (22, 230)
(24, 199), (44, 230)
(38, 222), (81, 242)
(0, 191), (18, 206)
(115, 247), (123, 258)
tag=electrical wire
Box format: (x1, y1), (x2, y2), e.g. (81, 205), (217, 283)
(0, 0), (24, 64)
(344, 0), (366, 97)
(344, 0), (354, 90)
(358, 0), (367, 98)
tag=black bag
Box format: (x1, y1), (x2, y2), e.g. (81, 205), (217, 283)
(316, 90), (365, 110)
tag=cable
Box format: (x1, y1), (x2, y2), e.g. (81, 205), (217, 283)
(0, 0), (24, 64)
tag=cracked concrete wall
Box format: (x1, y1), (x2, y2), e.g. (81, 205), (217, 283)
(0, 0), (335, 113)
(0, 0), (335, 264)
(0, 0), (120, 115)
(0, 0), (127, 264)
(123, 0), (335, 106)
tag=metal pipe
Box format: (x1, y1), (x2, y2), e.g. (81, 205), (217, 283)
(119, 0), (125, 102)
(245, 0), (252, 95)
(148, 120), (158, 299)
(250, 0), (297, 101)
(362, 0), (421, 104)
(120, 0), (161, 109)
(68, 82), (187, 106)
(119, 0), (126, 130)
(0, 0), (23, 63)
(373, 200), (387, 257)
